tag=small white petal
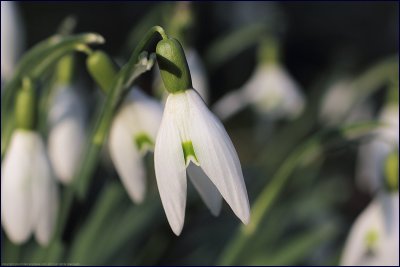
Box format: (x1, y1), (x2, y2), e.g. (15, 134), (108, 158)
(48, 86), (86, 184)
(341, 192), (399, 266)
(212, 89), (248, 120)
(154, 100), (187, 235)
(243, 64), (305, 119)
(1, 130), (36, 244)
(186, 89), (250, 224)
(109, 113), (146, 203)
(186, 49), (209, 103)
(187, 162), (222, 216)
(356, 140), (391, 194)
(124, 87), (163, 141)
(1, 1), (24, 81)
(31, 136), (58, 246)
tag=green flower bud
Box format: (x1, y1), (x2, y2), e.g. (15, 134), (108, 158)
(87, 50), (118, 94)
(156, 38), (192, 94)
(15, 78), (37, 130)
(56, 54), (75, 86)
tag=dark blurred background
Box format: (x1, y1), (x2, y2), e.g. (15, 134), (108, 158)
(19, 1), (398, 101)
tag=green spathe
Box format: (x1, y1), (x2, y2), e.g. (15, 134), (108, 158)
(156, 38), (192, 94)
(15, 78), (37, 130)
(87, 50), (118, 93)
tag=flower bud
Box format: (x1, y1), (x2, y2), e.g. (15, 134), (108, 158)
(86, 50), (118, 93)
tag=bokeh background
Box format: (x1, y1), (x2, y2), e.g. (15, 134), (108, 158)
(2, 1), (399, 265)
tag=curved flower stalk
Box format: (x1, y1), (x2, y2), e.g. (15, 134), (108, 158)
(1, 79), (58, 246)
(154, 38), (250, 235)
(1, 1), (24, 82)
(153, 47), (209, 104)
(213, 39), (305, 121)
(356, 103), (399, 194)
(48, 85), (86, 184)
(341, 192), (399, 266)
(109, 87), (163, 203)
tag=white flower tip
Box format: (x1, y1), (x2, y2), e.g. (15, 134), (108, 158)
(209, 203), (222, 217)
(5, 230), (30, 245)
(127, 188), (145, 204)
(170, 221), (184, 236)
(35, 233), (51, 247)
(240, 211), (251, 225)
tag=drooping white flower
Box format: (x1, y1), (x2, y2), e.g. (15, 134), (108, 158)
(319, 80), (373, 126)
(1, 130), (58, 246)
(108, 87), (163, 203)
(1, 1), (24, 81)
(356, 104), (399, 194)
(341, 192), (399, 266)
(154, 89), (250, 235)
(153, 48), (209, 104)
(48, 86), (86, 184)
(213, 63), (305, 121)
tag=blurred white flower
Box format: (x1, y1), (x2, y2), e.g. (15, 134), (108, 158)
(319, 80), (373, 126)
(1, 1), (24, 81)
(109, 87), (163, 203)
(1, 130), (58, 246)
(341, 192), (399, 266)
(48, 86), (86, 184)
(153, 48), (209, 104)
(213, 64), (305, 121)
(356, 104), (399, 194)
(154, 89), (250, 235)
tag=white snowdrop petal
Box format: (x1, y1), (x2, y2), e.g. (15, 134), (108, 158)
(243, 64), (304, 119)
(341, 192), (399, 266)
(109, 114), (146, 203)
(154, 103), (187, 235)
(31, 135), (58, 246)
(187, 163), (222, 216)
(212, 89), (248, 121)
(48, 86), (86, 184)
(186, 49), (209, 103)
(187, 90), (250, 224)
(356, 140), (391, 194)
(1, 1), (23, 80)
(1, 130), (36, 244)
(126, 87), (163, 140)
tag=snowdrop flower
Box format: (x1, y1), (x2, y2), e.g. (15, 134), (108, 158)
(341, 191), (399, 266)
(154, 38), (250, 235)
(213, 39), (305, 121)
(153, 47), (209, 104)
(1, 1), (24, 82)
(1, 79), (58, 246)
(319, 79), (373, 126)
(109, 87), (163, 203)
(356, 103), (399, 194)
(48, 85), (86, 184)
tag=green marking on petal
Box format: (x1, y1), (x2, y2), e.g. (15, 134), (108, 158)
(365, 229), (379, 250)
(134, 133), (154, 153)
(385, 151), (399, 192)
(182, 141), (199, 166)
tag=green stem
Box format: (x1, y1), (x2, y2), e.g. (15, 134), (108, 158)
(74, 26), (167, 199)
(217, 122), (382, 265)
